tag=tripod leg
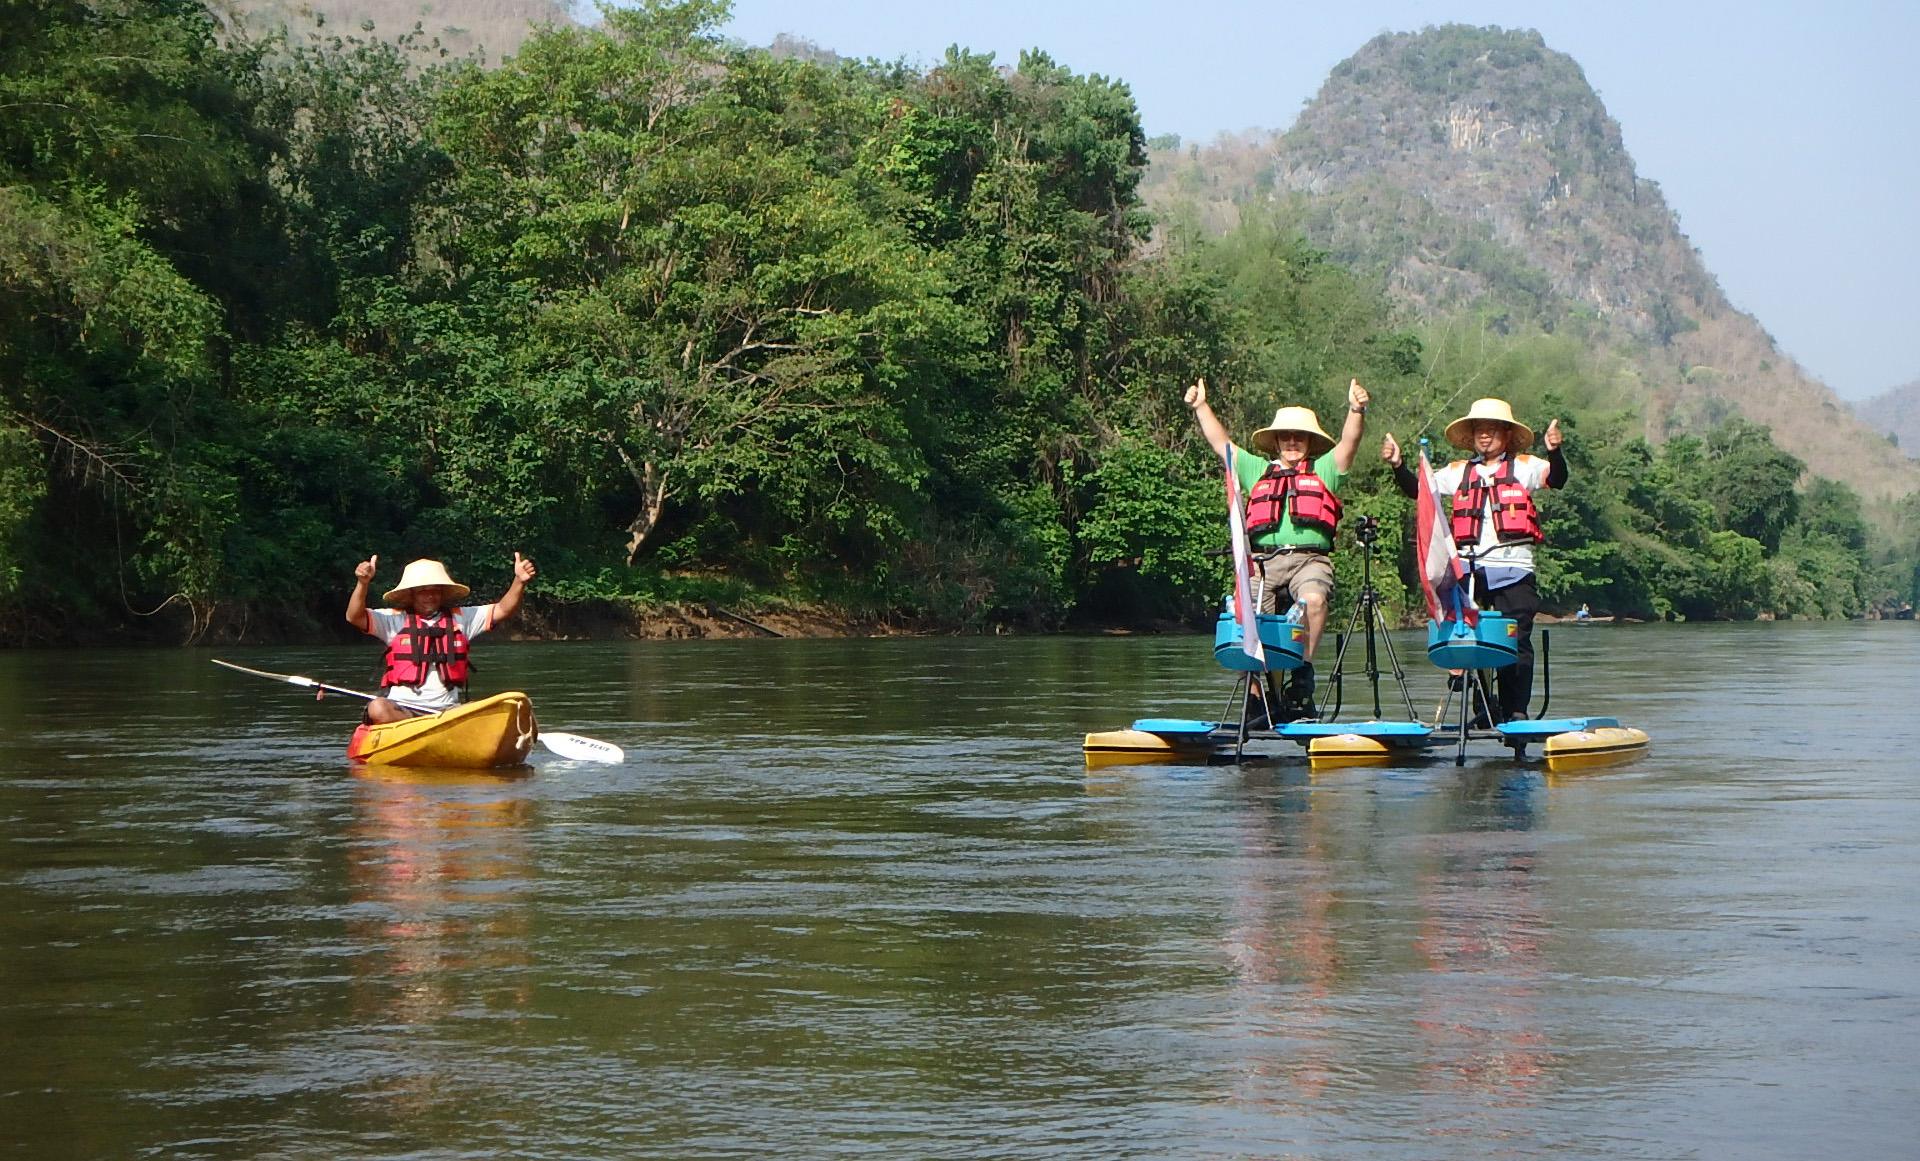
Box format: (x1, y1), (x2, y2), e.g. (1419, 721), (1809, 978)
(1454, 674), (1469, 766)
(1261, 672), (1283, 730)
(1372, 604), (1422, 722)
(1325, 600), (1368, 721)
(1232, 673), (1250, 760)
(1220, 672), (1248, 738)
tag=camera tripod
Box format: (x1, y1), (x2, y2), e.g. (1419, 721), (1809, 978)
(1321, 515), (1422, 723)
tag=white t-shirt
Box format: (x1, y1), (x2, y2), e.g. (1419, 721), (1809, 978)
(366, 605), (495, 710)
(1431, 454), (1553, 575)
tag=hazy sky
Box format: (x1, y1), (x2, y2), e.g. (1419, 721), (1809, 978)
(713, 0), (1918, 401)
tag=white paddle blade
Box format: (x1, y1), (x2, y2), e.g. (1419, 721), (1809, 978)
(538, 731), (624, 763)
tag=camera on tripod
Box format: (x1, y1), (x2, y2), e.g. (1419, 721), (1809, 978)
(1352, 514), (1381, 546)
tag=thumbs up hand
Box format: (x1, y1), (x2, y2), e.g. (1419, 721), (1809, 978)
(513, 551), (537, 584)
(354, 554), (378, 583)
(1543, 418), (1562, 451)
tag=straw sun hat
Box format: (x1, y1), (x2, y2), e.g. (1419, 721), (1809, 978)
(382, 559), (471, 606)
(1443, 398), (1536, 451)
(1250, 406), (1336, 457)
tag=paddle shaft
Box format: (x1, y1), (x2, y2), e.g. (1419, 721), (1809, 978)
(210, 659), (436, 712)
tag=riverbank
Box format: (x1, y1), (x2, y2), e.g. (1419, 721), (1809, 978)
(522, 599), (900, 641)
(8, 592), (1892, 647)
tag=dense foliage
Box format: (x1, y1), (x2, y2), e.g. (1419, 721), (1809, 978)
(1, 1), (1910, 643)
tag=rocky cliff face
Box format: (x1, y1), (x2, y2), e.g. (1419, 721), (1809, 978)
(1143, 25), (1919, 501)
(1277, 28), (1719, 344)
(213, 0), (574, 58)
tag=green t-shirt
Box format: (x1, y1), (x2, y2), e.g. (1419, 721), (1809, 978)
(1231, 444), (1345, 550)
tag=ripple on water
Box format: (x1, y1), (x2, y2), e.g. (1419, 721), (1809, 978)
(0, 628), (1916, 1158)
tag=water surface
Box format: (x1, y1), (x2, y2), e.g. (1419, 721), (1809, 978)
(1, 624), (1915, 1158)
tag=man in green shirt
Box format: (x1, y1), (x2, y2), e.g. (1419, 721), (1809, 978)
(1186, 377), (1370, 718)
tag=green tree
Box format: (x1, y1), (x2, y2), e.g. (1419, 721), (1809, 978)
(1703, 418), (1803, 552)
(0, 0), (282, 625)
(423, 8), (968, 574)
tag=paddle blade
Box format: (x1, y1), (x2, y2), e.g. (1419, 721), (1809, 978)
(538, 731), (624, 763)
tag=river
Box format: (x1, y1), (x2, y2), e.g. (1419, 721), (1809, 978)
(1, 623), (1915, 1158)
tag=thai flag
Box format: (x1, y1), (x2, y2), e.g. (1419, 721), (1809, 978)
(1222, 445), (1265, 666)
(1416, 446), (1477, 626)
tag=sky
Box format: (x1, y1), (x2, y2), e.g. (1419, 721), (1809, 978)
(709, 0), (1919, 401)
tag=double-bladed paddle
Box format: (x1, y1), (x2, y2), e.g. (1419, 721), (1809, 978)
(211, 658), (625, 763)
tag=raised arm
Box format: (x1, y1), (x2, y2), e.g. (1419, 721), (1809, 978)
(1184, 379), (1233, 460)
(1331, 379), (1369, 473)
(346, 554), (377, 634)
(1382, 433), (1418, 497)
(1542, 419), (1568, 489)
(490, 552), (537, 625)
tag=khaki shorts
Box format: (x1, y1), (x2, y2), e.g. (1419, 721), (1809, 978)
(1254, 551), (1333, 613)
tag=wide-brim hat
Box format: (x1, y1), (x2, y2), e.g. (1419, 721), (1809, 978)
(382, 558), (470, 606)
(1250, 406), (1335, 457)
(1444, 397), (1535, 451)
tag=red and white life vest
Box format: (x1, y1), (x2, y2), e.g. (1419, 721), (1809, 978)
(381, 612), (471, 689)
(1246, 462), (1342, 537)
(1450, 455), (1542, 546)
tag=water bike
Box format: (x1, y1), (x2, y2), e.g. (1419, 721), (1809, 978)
(1083, 515), (1648, 773)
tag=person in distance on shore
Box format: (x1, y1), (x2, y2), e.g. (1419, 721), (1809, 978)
(1382, 398), (1565, 723)
(1186, 377), (1370, 720)
(345, 553), (536, 723)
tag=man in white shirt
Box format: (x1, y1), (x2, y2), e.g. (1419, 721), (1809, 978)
(345, 554), (536, 722)
(1383, 398), (1566, 722)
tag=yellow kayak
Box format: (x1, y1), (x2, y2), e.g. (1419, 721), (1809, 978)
(347, 692), (538, 768)
(1307, 733), (1395, 769)
(1543, 726), (1650, 773)
(1082, 728), (1219, 767)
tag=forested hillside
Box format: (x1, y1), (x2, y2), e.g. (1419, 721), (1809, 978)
(2, 1), (1915, 644)
(1855, 380), (1920, 460)
(1142, 26), (1920, 504)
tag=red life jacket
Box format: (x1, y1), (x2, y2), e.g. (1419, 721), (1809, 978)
(381, 612), (471, 689)
(1450, 455), (1543, 546)
(1246, 462), (1342, 537)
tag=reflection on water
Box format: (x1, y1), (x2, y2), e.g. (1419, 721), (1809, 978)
(1215, 766), (1556, 1147)
(347, 769), (535, 1035)
(1220, 768), (1339, 1113)
(0, 625), (1916, 1158)
(1411, 772), (1551, 1141)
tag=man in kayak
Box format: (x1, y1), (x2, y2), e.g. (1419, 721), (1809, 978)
(345, 554), (536, 722)
(1186, 377), (1370, 720)
(1382, 398), (1566, 723)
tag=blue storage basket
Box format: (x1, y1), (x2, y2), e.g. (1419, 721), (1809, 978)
(1426, 615), (1520, 669)
(1214, 609), (1307, 672)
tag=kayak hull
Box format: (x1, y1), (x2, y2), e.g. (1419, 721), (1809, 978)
(1543, 726), (1650, 772)
(1307, 733), (1393, 769)
(1083, 727), (1218, 767)
(348, 691), (538, 769)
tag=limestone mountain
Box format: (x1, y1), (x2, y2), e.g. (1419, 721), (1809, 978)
(210, 0), (574, 59)
(1142, 25), (1918, 501)
(1855, 379), (1920, 460)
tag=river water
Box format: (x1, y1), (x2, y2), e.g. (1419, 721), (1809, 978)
(0, 623), (1915, 1159)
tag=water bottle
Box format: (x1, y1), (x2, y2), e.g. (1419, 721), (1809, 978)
(1288, 599), (1306, 624)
